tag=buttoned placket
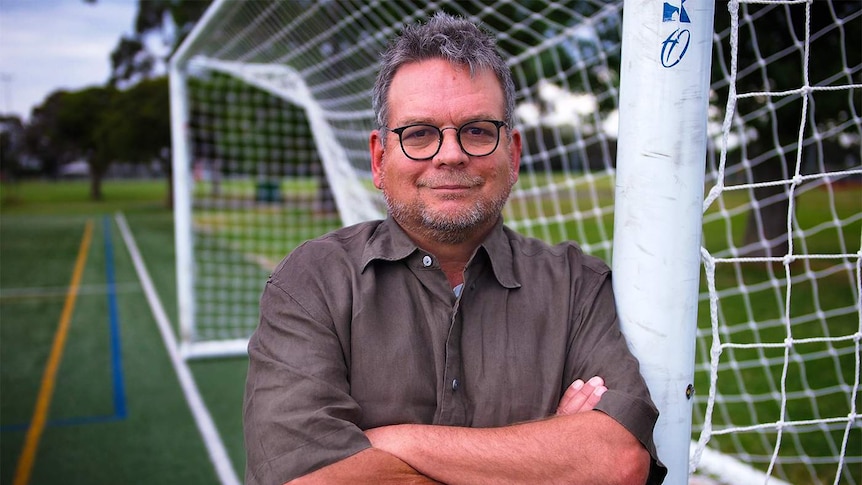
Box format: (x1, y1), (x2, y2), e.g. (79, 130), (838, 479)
(438, 283), (467, 425)
(415, 250), (469, 426)
(439, 258), (476, 427)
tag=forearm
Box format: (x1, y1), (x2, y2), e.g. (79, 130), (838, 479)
(366, 411), (650, 485)
(287, 448), (443, 485)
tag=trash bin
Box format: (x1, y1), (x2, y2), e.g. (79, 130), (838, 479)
(255, 180), (282, 202)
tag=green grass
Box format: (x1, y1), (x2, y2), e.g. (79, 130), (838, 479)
(2, 176), (858, 484)
(1, 179), (173, 215)
(192, 176), (325, 200)
(692, 182), (861, 483)
(0, 179), (245, 484)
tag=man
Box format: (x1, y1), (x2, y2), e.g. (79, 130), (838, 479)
(244, 12), (666, 485)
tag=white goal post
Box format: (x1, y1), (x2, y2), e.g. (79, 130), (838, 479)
(169, 1), (861, 483)
(614, 1), (715, 482)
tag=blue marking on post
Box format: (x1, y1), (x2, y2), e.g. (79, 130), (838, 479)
(663, 0), (691, 23)
(661, 29), (692, 68)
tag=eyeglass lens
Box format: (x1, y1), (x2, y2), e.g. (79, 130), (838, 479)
(398, 120), (502, 159)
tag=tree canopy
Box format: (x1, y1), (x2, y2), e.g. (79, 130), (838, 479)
(13, 0), (210, 201)
(24, 78), (169, 200)
(109, 0), (213, 86)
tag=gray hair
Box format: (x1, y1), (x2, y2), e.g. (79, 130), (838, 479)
(372, 12), (516, 131)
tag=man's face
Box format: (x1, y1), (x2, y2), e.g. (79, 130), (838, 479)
(370, 58), (521, 244)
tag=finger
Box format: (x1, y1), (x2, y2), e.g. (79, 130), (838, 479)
(557, 380), (592, 415)
(557, 376), (606, 415)
(582, 382), (607, 411)
(556, 379), (584, 415)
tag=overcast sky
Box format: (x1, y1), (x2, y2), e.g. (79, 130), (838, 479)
(0, 0), (138, 121)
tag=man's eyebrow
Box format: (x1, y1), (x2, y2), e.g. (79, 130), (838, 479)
(394, 117), (435, 126)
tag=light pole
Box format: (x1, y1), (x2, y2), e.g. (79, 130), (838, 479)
(0, 73), (12, 115)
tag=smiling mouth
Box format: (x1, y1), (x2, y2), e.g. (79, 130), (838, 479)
(431, 184), (472, 190)
(419, 175), (483, 190)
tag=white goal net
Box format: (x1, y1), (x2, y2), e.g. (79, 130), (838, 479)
(170, 1), (860, 483)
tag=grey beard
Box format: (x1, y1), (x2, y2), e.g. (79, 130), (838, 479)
(384, 192), (508, 245)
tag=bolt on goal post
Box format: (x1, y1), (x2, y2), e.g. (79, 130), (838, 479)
(614, 1), (714, 482)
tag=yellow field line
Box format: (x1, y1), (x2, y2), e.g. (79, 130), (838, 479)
(13, 219), (93, 485)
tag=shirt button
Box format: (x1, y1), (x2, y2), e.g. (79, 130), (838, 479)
(452, 378), (460, 391)
(422, 255), (433, 267)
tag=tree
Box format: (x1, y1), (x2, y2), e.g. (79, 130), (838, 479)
(99, 77), (172, 206)
(25, 86), (116, 198)
(99, 78), (169, 166)
(59, 87), (117, 199)
(186, 72), (324, 205)
(103, 0), (213, 207)
(108, 0), (214, 86)
(25, 91), (72, 177)
(23, 78), (170, 202)
(0, 115), (25, 179)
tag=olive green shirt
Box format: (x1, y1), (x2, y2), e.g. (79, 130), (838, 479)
(244, 217), (666, 484)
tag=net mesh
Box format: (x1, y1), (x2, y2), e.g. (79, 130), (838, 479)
(692, 1), (861, 483)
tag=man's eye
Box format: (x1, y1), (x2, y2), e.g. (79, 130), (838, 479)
(403, 127), (436, 142)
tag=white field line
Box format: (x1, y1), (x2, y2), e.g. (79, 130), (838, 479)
(115, 212), (240, 485)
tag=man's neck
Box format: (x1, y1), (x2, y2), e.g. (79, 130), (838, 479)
(433, 247), (474, 289)
(402, 219), (497, 288)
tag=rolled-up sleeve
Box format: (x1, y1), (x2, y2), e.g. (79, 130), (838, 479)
(569, 269), (666, 484)
(243, 254), (369, 485)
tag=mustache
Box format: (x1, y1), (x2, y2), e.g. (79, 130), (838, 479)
(417, 173), (484, 188)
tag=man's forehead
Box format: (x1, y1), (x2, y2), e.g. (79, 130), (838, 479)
(391, 58), (490, 81)
(387, 60), (504, 115)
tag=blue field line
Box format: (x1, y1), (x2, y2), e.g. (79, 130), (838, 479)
(103, 215), (128, 419)
(0, 217), (128, 433)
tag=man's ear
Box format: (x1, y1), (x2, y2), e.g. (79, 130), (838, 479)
(370, 129), (385, 189)
(509, 128), (522, 184)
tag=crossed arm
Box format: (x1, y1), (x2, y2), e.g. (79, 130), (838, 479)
(288, 377), (651, 485)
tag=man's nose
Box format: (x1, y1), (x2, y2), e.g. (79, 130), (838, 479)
(435, 127), (468, 165)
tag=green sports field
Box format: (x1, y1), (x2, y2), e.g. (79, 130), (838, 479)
(1, 178), (859, 484)
(1, 180), (247, 484)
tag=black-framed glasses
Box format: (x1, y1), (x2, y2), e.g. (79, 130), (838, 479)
(385, 120), (507, 160)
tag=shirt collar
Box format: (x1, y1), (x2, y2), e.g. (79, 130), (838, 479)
(477, 218), (521, 289)
(362, 217), (521, 289)
(361, 217), (417, 268)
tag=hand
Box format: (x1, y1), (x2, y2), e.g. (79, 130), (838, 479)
(556, 376), (607, 416)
